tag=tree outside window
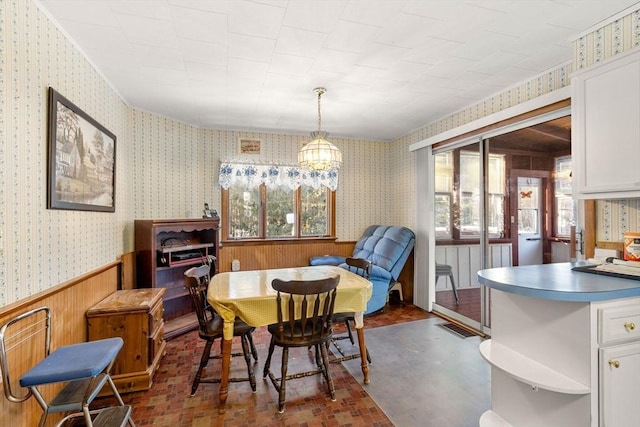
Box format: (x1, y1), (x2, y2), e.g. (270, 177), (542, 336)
(554, 156), (575, 237)
(224, 183), (332, 240)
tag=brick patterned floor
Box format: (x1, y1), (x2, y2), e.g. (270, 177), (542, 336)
(96, 301), (431, 426)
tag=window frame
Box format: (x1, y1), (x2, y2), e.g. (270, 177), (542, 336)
(221, 184), (336, 243)
(553, 155), (575, 238)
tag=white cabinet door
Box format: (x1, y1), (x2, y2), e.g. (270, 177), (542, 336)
(599, 342), (640, 427)
(572, 48), (640, 199)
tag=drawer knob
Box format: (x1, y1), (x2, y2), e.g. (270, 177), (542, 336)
(608, 360), (620, 368)
(624, 322), (636, 331)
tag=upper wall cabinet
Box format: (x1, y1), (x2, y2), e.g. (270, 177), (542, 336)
(572, 48), (640, 199)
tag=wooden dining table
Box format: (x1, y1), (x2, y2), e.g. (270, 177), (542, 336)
(207, 265), (373, 414)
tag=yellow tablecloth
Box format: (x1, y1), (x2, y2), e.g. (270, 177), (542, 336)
(207, 265), (373, 340)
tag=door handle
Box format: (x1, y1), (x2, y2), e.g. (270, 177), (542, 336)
(526, 238), (541, 241)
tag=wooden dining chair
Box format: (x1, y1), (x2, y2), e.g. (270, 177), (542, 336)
(263, 274), (340, 413)
(184, 264), (257, 396)
(331, 257), (372, 364)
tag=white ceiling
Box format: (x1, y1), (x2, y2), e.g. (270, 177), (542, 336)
(36, 0), (638, 141)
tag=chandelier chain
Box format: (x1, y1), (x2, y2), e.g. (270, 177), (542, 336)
(317, 89), (322, 133)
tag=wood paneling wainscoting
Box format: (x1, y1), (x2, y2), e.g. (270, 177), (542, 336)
(218, 240), (355, 272)
(0, 254), (132, 427)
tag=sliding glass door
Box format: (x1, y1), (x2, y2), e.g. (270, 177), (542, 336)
(433, 139), (492, 331)
(429, 110), (572, 334)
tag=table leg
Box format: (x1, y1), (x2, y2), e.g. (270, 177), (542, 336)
(355, 326), (370, 384)
(218, 338), (232, 414)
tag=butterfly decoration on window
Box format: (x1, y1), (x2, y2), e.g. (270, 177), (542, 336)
(520, 191), (533, 199)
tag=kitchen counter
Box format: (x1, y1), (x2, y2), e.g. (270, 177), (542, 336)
(477, 262), (640, 302)
(477, 262), (640, 426)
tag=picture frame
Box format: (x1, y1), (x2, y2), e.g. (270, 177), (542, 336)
(47, 87), (116, 212)
(238, 137), (261, 155)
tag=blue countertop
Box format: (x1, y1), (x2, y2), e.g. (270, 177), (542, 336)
(477, 262), (640, 302)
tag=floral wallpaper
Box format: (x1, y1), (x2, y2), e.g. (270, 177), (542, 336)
(130, 114), (392, 243)
(1, 0), (130, 306)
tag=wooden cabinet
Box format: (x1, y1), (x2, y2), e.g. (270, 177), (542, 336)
(135, 218), (219, 339)
(571, 48), (640, 199)
(86, 288), (166, 394)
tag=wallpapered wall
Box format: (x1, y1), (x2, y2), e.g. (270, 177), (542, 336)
(391, 5), (640, 245)
(1, 0), (131, 306)
(130, 114), (393, 240)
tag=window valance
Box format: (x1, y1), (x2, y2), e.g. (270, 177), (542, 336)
(219, 163), (339, 191)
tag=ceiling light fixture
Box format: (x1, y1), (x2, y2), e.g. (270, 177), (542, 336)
(298, 87), (342, 171)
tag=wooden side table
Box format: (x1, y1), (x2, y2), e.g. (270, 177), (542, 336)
(86, 288), (167, 394)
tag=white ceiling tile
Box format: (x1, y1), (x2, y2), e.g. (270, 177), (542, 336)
(275, 27), (326, 57)
(228, 58), (269, 80)
(373, 13), (439, 48)
(324, 20), (381, 54)
(116, 13), (179, 49)
(282, 0), (346, 32)
(170, 4), (228, 43)
(312, 48), (359, 74)
(228, 1), (286, 39)
(168, 0), (231, 14)
(341, 0), (407, 26)
(356, 43), (409, 69)
(36, 0), (640, 141)
(228, 33), (276, 62)
(179, 38), (227, 66)
(268, 53), (314, 76)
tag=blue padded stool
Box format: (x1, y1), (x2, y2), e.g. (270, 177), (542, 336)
(0, 306), (135, 427)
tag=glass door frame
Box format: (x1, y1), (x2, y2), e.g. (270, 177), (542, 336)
(431, 136), (488, 333)
(427, 107), (572, 336)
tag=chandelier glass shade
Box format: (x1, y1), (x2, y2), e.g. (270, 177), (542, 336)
(298, 88), (342, 171)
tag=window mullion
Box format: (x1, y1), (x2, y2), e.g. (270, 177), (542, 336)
(294, 187), (301, 238)
(260, 184), (267, 239)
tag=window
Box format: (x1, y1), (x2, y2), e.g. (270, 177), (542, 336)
(219, 163), (337, 241)
(460, 150), (505, 238)
(434, 152), (453, 238)
(554, 156), (575, 237)
(224, 183), (333, 240)
(434, 148), (505, 239)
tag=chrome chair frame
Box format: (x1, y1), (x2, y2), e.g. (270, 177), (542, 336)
(0, 306), (134, 427)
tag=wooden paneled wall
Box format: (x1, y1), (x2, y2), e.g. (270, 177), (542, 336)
(218, 240), (355, 272)
(435, 243), (513, 289)
(0, 255), (131, 427)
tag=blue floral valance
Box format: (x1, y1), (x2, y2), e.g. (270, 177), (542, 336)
(219, 163), (339, 191)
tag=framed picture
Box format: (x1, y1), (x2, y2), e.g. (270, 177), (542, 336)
(47, 87), (116, 212)
(238, 138), (261, 154)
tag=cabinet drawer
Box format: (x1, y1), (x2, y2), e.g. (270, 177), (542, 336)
(599, 304), (640, 345)
(149, 301), (164, 334)
(149, 321), (165, 362)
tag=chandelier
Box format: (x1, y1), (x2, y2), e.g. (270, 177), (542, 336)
(298, 87), (342, 171)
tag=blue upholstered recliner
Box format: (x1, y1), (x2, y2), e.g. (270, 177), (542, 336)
(310, 225), (415, 314)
